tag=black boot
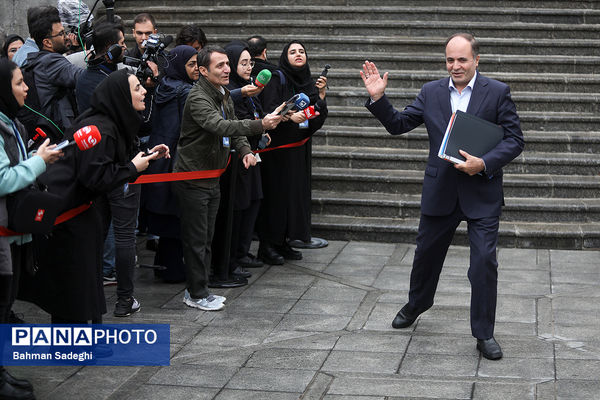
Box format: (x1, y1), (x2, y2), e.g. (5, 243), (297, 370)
(0, 368), (33, 392)
(258, 243), (284, 265)
(274, 243), (302, 260)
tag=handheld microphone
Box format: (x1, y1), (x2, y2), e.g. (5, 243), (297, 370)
(303, 106), (317, 120)
(27, 127), (48, 149)
(254, 69), (272, 88)
(278, 93), (310, 115)
(320, 64), (331, 77)
(55, 125), (102, 151)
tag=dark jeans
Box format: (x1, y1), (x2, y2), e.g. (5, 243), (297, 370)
(173, 182), (220, 299)
(98, 184), (141, 300)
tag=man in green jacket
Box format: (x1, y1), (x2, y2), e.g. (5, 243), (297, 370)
(174, 45), (283, 311)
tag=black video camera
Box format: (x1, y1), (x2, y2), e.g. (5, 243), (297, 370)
(125, 34), (172, 84)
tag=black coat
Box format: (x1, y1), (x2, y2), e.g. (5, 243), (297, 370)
(144, 76), (192, 237)
(256, 69), (328, 244)
(30, 70), (141, 321)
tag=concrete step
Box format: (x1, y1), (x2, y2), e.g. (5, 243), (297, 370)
(325, 106), (600, 131)
(324, 87), (600, 113)
(115, 0), (600, 8)
(311, 145), (600, 175)
(311, 214), (600, 249)
(116, 5), (600, 24)
(314, 126), (600, 154)
(318, 69), (600, 93)
(143, 19), (600, 40)
(210, 35), (600, 57)
(312, 190), (600, 222)
(300, 52), (600, 75)
(311, 167), (600, 198)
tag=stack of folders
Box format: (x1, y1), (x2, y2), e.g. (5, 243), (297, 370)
(438, 110), (504, 164)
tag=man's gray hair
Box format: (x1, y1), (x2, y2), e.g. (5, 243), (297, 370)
(445, 32), (479, 58)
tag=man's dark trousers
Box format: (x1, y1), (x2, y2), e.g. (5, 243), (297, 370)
(408, 204), (499, 340)
(174, 182), (220, 299)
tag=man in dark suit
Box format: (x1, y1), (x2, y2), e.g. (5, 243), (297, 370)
(361, 33), (524, 360)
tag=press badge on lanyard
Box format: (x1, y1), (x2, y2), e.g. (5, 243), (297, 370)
(221, 103), (231, 148)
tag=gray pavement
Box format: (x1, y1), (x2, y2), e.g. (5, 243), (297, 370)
(11, 239), (600, 399)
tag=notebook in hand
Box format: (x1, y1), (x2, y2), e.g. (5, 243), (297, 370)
(438, 110), (504, 164)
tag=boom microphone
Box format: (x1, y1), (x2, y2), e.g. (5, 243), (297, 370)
(55, 125), (102, 151)
(254, 69), (272, 88)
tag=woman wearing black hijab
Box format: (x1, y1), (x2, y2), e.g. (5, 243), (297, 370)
(256, 40), (328, 264)
(0, 57), (61, 400)
(1, 35), (25, 61)
(29, 69), (169, 324)
(210, 42), (271, 279)
(145, 45), (198, 283)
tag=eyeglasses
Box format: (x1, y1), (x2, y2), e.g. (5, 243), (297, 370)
(48, 30), (67, 38)
(240, 61), (255, 68)
(186, 61), (198, 68)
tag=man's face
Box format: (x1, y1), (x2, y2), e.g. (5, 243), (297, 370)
(45, 22), (68, 54)
(200, 52), (230, 89)
(445, 36), (479, 91)
(132, 20), (156, 50)
(116, 31), (127, 61)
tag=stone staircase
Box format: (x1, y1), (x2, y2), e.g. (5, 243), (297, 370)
(115, 0), (600, 249)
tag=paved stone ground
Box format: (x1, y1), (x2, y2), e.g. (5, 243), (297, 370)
(10, 239), (600, 400)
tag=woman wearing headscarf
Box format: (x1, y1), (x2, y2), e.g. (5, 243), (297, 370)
(0, 57), (61, 400)
(1, 35), (25, 61)
(144, 45), (198, 283)
(256, 40), (328, 264)
(210, 42), (271, 280)
(28, 69), (168, 324)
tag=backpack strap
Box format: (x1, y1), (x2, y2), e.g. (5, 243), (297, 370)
(275, 70), (285, 86)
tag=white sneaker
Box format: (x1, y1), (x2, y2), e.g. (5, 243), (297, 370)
(183, 289), (225, 304)
(183, 290), (224, 311)
(212, 294), (226, 304)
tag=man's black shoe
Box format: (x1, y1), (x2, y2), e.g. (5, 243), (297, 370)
(0, 368), (33, 391)
(0, 380), (35, 400)
(237, 254), (263, 268)
(477, 337), (503, 360)
(231, 266), (252, 278)
(391, 304), (419, 329)
(274, 243), (302, 260)
(258, 245), (284, 265)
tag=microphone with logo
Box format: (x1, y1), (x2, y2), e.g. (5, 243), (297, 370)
(27, 127), (48, 150)
(278, 93), (310, 116)
(55, 125), (102, 151)
(254, 69), (272, 88)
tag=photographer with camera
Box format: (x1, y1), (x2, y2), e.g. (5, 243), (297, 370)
(75, 22), (126, 113)
(124, 13), (161, 87)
